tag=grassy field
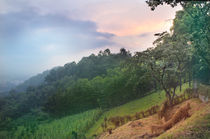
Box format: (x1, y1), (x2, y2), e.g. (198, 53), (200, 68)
(12, 109), (102, 139)
(85, 84), (190, 138)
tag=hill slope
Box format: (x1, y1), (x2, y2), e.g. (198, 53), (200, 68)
(15, 70), (50, 92)
(85, 84), (190, 138)
(98, 99), (210, 139)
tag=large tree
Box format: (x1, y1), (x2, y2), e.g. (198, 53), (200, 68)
(146, 1), (210, 83)
(134, 31), (192, 104)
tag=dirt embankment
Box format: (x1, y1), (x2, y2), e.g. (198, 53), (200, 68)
(98, 99), (210, 139)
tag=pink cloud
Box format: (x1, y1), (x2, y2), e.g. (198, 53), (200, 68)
(72, 0), (182, 36)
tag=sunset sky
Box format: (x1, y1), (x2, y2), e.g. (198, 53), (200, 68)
(0, 0), (181, 83)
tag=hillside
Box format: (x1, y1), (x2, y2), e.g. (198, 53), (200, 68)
(98, 99), (210, 139)
(0, 1), (209, 139)
(15, 70), (50, 92)
(0, 82), (16, 94)
(0, 84), (189, 139)
(85, 84), (190, 138)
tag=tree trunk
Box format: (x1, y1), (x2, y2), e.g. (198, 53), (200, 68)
(193, 80), (198, 93)
(179, 75), (182, 92)
(165, 90), (173, 106)
(153, 80), (157, 91)
(189, 72), (191, 87)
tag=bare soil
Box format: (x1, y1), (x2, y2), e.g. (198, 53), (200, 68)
(98, 99), (210, 139)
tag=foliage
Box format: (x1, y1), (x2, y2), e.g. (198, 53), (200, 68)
(172, 2), (210, 84)
(147, 1), (210, 84)
(133, 32), (192, 104)
(45, 49), (131, 83)
(0, 48), (133, 119)
(0, 109), (102, 139)
(45, 66), (153, 116)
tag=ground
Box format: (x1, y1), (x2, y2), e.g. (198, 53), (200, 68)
(98, 99), (210, 139)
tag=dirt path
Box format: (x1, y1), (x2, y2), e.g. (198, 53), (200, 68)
(98, 99), (209, 139)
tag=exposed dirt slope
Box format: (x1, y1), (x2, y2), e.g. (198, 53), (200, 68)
(98, 99), (210, 139)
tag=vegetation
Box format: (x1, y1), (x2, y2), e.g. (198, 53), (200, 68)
(86, 84), (190, 138)
(13, 109), (102, 139)
(15, 70), (50, 92)
(0, 1), (209, 139)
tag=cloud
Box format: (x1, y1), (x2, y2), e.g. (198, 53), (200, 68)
(0, 0), (182, 82)
(0, 0), (181, 36)
(138, 32), (150, 38)
(0, 9), (117, 55)
(111, 32), (156, 53)
(0, 8), (116, 81)
(0, 9), (115, 49)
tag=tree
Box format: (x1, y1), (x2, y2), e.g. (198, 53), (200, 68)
(146, 0), (182, 10)
(171, 2), (210, 83)
(120, 48), (131, 56)
(134, 48), (176, 105)
(156, 32), (192, 91)
(134, 31), (192, 105)
(146, 0), (210, 84)
(146, 0), (207, 11)
(104, 49), (111, 56)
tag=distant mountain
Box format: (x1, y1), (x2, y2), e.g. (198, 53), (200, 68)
(15, 70), (50, 92)
(0, 82), (17, 94)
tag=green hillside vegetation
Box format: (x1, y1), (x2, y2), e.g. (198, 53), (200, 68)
(10, 109), (102, 139)
(0, 1), (209, 139)
(86, 84), (190, 138)
(0, 84), (189, 139)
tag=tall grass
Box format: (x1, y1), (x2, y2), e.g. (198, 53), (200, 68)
(11, 109), (102, 139)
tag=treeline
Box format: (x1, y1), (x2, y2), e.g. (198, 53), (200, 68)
(0, 48), (155, 120)
(45, 66), (153, 116)
(15, 70), (50, 92)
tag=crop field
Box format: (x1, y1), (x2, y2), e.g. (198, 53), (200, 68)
(11, 109), (102, 139)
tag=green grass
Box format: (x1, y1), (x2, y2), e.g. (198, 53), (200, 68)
(11, 109), (102, 139)
(86, 84), (190, 138)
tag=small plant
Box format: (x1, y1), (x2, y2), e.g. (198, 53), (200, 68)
(140, 111), (145, 118)
(135, 112), (141, 120)
(101, 123), (105, 131)
(125, 115), (132, 121)
(92, 134), (97, 138)
(119, 116), (125, 125)
(107, 128), (112, 134)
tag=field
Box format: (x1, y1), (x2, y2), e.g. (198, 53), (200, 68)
(11, 109), (102, 139)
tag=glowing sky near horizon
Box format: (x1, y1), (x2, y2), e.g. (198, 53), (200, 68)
(0, 0), (182, 82)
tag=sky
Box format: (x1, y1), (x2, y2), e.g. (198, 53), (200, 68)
(0, 0), (182, 84)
